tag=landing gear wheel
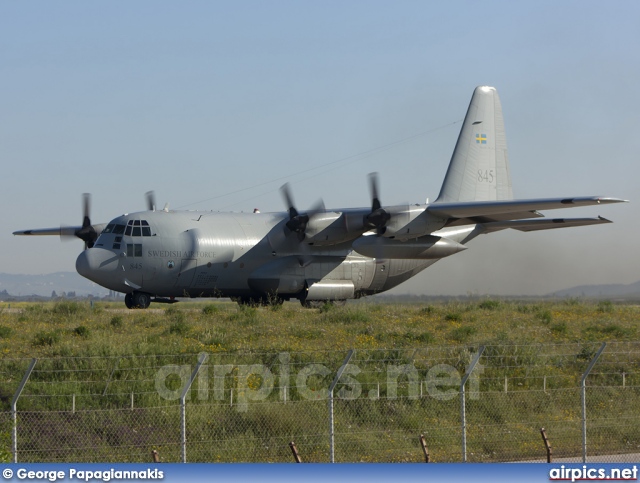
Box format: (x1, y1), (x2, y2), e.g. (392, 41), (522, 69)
(132, 291), (151, 309)
(125, 293), (134, 309)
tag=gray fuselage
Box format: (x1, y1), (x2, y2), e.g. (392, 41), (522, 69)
(76, 209), (478, 302)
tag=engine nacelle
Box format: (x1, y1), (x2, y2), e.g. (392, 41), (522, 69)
(304, 211), (367, 246)
(381, 205), (447, 239)
(352, 235), (467, 259)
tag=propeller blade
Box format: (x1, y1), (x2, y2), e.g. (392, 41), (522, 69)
(369, 172), (382, 211)
(75, 193), (98, 249)
(308, 198), (326, 217)
(145, 191), (156, 211)
(280, 183), (309, 235)
(365, 173), (390, 235)
(280, 183), (298, 219)
(82, 193), (91, 228)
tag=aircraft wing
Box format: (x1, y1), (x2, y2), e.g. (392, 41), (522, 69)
(13, 227), (81, 237)
(427, 197), (627, 225)
(480, 216), (613, 233)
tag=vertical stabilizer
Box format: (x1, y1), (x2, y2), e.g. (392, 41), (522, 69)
(435, 86), (513, 203)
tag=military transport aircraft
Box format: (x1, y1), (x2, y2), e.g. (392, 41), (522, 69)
(14, 86), (626, 309)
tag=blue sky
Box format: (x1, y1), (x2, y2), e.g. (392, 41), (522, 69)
(1, 1), (638, 295)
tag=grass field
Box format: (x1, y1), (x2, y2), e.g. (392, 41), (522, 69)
(0, 298), (638, 358)
(0, 298), (638, 463)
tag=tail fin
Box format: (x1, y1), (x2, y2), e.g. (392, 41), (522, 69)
(435, 86), (513, 203)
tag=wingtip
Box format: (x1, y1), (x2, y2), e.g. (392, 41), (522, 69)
(597, 197), (629, 204)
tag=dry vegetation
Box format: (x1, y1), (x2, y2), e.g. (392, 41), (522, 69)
(0, 299), (638, 463)
(0, 298), (637, 357)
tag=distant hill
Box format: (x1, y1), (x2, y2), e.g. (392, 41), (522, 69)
(549, 280), (640, 299)
(0, 272), (108, 298)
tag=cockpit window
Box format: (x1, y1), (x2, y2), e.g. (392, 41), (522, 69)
(124, 220), (152, 237)
(102, 224), (126, 235)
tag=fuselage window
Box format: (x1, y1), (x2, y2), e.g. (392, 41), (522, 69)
(126, 244), (143, 257)
(103, 224), (115, 234)
(113, 224), (125, 235)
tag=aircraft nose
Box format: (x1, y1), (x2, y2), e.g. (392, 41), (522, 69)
(76, 248), (120, 281)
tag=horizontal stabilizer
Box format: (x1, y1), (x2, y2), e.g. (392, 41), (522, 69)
(481, 216), (612, 233)
(427, 197), (627, 222)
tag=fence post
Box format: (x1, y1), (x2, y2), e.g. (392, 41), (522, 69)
(461, 346), (484, 463)
(289, 442), (302, 463)
(540, 427), (552, 463)
(180, 352), (208, 464)
(329, 349), (354, 463)
(581, 343), (606, 464)
(12, 358), (37, 463)
(419, 434), (430, 463)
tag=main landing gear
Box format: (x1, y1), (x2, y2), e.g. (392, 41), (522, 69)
(124, 291), (152, 309)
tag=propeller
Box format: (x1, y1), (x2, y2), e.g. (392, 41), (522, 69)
(279, 183), (325, 266)
(364, 172), (391, 235)
(62, 193), (98, 249)
(145, 191), (156, 211)
(281, 183), (325, 240)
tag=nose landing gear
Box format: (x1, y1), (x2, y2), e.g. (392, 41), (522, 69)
(124, 291), (152, 309)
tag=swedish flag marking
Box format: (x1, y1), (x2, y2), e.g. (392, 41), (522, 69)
(476, 133), (487, 144)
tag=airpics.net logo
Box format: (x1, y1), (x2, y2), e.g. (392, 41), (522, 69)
(549, 465), (638, 482)
(154, 351), (484, 412)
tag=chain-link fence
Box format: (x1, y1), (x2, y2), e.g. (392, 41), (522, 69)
(1, 342), (639, 463)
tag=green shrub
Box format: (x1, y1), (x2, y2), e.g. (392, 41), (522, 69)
(319, 302), (335, 314)
(51, 301), (84, 316)
(563, 298), (582, 306)
(537, 310), (552, 325)
(450, 325), (477, 342)
(551, 322), (567, 335)
(597, 301), (614, 313)
(478, 300), (501, 310)
(169, 319), (190, 336)
(73, 325), (90, 337)
(110, 316), (123, 328)
(333, 309), (370, 324)
(444, 312), (461, 322)
(516, 304), (535, 314)
(584, 323), (632, 339)
(33, 330), (61, 346)
(202, 304), (220, 315)
(413, 332), (435, 344)
(165, 306), (181, 317)
(0, 326), (12, 339)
